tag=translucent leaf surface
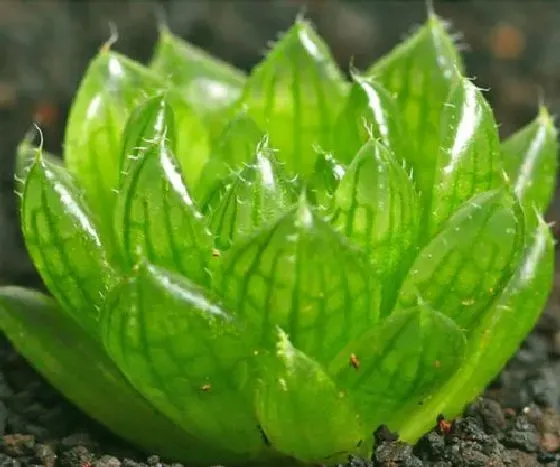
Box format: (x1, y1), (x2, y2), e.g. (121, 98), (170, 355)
(205, 139), (298, 251)
(332, 74), (406, 164)
(64, 50), (165, 237)
(397, 190), (525, 332)
(502, 106), (558, 213)
(21, 156), (116, 336)
(15, 139), (60, 197)
(426, 78), (504, 235)
(116, 139), (213, 285)
(329, 304), (465, 433)
(218, 199), (379, 364)
(255, 328), (363, 463)
(150, 27), (246, 119)
(331, 139), (418, 313)
(399, 215), (553, 442)
(306, 150), (346, 212)
(102, 264), (265, 459)
(0, 286), (219, 464)
(368, 14), (463, 206)
(238, 18), (348, 177)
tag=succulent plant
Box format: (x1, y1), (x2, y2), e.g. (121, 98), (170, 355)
(1, 13), (558, 466)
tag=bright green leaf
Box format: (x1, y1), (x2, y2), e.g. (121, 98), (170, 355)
(218, 198), (379, 364)
(397, 190), (525, 332)
(255, 328), (363, 463)
(502, 105), (558, 213)
(102, 263), (266, 459)
(15, 137), (60, 197)
(238, 18), (348, 177)
(331, 139), (418, 313)
(306, 150), (346, 213)
(21, 156), (116, 336)
(0, 286), (221, 464)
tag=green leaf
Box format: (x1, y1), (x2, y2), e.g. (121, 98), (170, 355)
(330, 139), (418, 313)
(306, 150), (346, 213)
(399, 215), (554, 442)
(255, 328), (363, 463)
(102, 263), (266, 459)
(150, 27), (246, 115)
(205, 138), (298, 251)
(218, 198), (379, 364)
(425, 78), (505, 236)
(368, 14), (463, 209)
(328, 303), (465, 434)
(15, 137), (60, 197)
(238, 18), (348, 177)
(21, 155), (116, 336)
(64, 50), (165, 238)
(502, 105), (558, 213)
(397, 190), (525, 333)
(0, 286), (219, 464)
(116, 138), (213, 285)
(332, 74), (406, 165)
(195, 112), (265, 206)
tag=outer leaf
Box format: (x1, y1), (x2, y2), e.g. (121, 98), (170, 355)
(237, 18), (348, 177)
(328, 304), (465, 433)
(218, 198), (379, 364)
(205, 138), (298, 251)
(102, 264), (266, 460)
(15, 138), (60, 196)
(120, 93), (210, 188)
(331, 139), (418, 313)
(21, 155), (115, 336)
(397, 190), (525, 333)
(332, 74), (406, 165)
(368, 14), (463, 206)
(502, 105), (558, 213)
(255, 328), (363, 463)
(196, 112), (265, 206)
(64, 50), (165, 238)
(399, 215), (554, 442)
(426, 78), (504, 235)
(150, 27), (246, 122)
(306, 150), (346, 213)
(0, 286), (220, 465)
(116, 138), (212, 285)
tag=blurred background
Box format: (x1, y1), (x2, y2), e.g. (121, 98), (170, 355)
(1, 0), (560, 284)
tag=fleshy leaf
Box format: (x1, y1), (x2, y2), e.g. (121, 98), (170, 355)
(329, 303), (465, 433)
(15, 138), (60, 196)
(255, 328), (363, 463)
(332, 74), (406, 164)
(331, 139), (418, 313)
(218, 198), (379, 364)
(195, 112), (265, 206)
(368, 14), (463, 207)
(502, 105), (558, 213)
(21, 155), (116, 336)
(426, 78), (504, 235)
(116, 138), (213, 285)
(102, 263), (265, 459)
(399, 215), (553, 442)
(150, 27), (246, 121)
(0, 286), (222, 464)
(205, 138), (298, 251)
(397, 190), (525, 332)
(120, 93), (210, 190)
(64, 50), (165, 238)
(238, 18), (348, 177)
(306, 150), (346, 212)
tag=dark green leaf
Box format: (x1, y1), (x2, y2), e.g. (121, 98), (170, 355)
(397, 190), (525, 333)
(306, 150), (346, 213)
(328, 303), (465, 433)
(331, 139), (418, 313)
(102, 264), (266, 459)
(399, 215), (553, 442)
(21, 156), (116, 336)
(255, 328), (363, 463)
(237, 18), (348, 177)
(116, 139), (213, 285)
(502, 105), (558, 213)
(218, 198), (379, 364)
(0, 286), (219, 464)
